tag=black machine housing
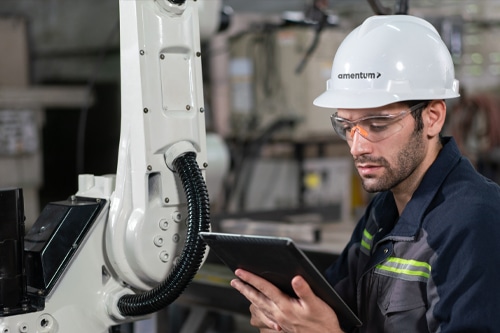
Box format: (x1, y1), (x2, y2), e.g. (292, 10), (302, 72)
(0, 188), (106, 317)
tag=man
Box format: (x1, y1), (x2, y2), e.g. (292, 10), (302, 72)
(230, 15), (500, 332)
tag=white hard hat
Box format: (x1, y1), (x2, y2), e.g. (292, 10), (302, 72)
(313, 15), (460, 109)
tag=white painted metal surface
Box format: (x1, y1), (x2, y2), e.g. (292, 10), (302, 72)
(0, 0), (209, 331)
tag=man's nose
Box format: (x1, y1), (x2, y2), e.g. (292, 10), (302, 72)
(349, 128), (371, 157)
(350, 125), (368, 140)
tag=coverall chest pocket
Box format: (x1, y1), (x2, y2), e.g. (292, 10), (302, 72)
(375, 274), (429, 332)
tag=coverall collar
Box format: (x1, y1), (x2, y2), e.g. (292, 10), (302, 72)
(387, 137), (461, 238)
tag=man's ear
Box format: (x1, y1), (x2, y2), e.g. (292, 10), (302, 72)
(424, 100), (446, 138)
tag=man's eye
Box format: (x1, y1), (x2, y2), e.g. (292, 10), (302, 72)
(342, 125), (353, 133)
(368, 121), (390, 132)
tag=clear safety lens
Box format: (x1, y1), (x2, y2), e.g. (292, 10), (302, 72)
(330, 102), (427, 142)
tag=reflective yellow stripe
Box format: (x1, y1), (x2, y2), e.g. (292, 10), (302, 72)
(363, 229), (373, 240)
(377, 264), (430, 278)
(375, 257), (431, 281)
(386, 257), (431, 271)
(361, 229), (373, 251)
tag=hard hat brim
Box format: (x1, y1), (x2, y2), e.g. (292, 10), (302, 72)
(313, 90), (403, 109)
(313, 88), (460, 109)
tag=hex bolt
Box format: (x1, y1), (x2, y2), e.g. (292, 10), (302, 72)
(143, 108), (149, 113)
(186, 105), (191, 111)
(196, 51), (201, 57)
(160, 54), (165, 60)
(140, 50), (145, 55)
(200, 107), (204, 113)
(147, 165), (152, 171)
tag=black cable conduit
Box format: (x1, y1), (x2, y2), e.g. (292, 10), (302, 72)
(117, 151), (210, 316)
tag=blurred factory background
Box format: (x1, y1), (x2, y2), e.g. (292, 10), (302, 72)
(0, 0), (499, 331)
(1, 0), (500, 223)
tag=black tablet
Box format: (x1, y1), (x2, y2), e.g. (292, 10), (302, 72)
(199, 231), (362, 328)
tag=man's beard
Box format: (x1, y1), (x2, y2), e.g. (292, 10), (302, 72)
(356, 130), (425, 193)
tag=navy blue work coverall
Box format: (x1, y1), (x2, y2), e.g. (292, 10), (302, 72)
(325, 137), (500, 332)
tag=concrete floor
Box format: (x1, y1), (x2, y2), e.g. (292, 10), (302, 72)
(131, 309), (257, 333)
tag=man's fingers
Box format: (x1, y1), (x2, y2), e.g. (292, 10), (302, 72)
(231, 278), (282, 331)
(249, 304), (282, 331)
(234, 269), (285, 300)
(230, 276), (273, 311)
(230, 278), (260, 301)
(291, 275), (314, 302)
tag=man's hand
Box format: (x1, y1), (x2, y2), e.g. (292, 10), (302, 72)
(230, 269), (344, 333)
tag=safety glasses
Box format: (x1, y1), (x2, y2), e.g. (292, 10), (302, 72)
(330, 102), (427, 142)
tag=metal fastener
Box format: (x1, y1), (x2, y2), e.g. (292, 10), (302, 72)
(172, 212), (182, 223)
(159, 219), (169, 231)
(172, 234), (180, 243)
(19, 324), (29, 333)
(159, 251), (169, 263)
(153, 236), (164, 247)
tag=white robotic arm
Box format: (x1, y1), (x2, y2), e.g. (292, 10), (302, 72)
(107, 0), (208, 294)
(0, 0), (214, 331)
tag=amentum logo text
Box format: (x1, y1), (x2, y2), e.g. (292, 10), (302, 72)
(338, 72), (381, 79)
